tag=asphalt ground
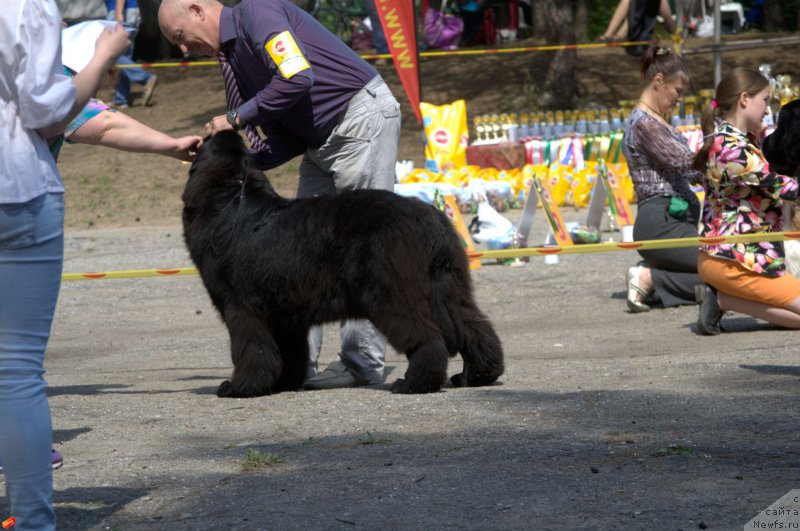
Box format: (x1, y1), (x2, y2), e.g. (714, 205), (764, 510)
(1, 207), (798, 530)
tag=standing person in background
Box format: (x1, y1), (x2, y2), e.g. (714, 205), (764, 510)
(598, 0), (675, 53)
(692, 67), (800, 335)
(106, 0), (158, 108)
(158, 0), (401, 390)
(626, 0), (675, 56)
(364, 0), (389, 60)
(622, 46), (703, 313)
(0, 2), (129, 527)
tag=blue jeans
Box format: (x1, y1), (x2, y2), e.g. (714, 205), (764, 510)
(107, 8), (152, 105)
(0, 193), (64, 531)
(365, 0), (389, 53)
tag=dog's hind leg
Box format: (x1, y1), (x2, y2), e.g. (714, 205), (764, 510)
(389, 336), (450, 394)
(217, 305), (284, 398)
(371, 306), (450, 393)
(450, 305), (504, 388)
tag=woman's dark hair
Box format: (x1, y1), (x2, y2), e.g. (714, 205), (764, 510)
(691, 67), (770, 172)
(639, 45), (690, 83)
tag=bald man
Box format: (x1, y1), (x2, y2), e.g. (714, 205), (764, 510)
(159, 0), (401, 390)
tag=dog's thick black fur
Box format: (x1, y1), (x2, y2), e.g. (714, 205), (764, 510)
(763, 100), (800, 177)
(182, 131), (504, 397)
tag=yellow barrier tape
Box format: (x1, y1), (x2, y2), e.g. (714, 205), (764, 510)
(469, 232), (800, 261)
(61, 231), (800, 281)
(116, 61), (219, 68)
(414, 40), (655, 58)
(62, 267), (198, 281)
(117, 40), (657, 68)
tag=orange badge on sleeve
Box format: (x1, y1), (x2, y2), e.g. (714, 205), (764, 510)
(266, 31), (310, 79)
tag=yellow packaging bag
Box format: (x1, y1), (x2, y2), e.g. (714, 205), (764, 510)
(545, 164), (570, 206)
(519, 164), (548, 203)
(569, 168), (594, 207)
(420, 100), (469, 172)
(402, 168), (439, 184)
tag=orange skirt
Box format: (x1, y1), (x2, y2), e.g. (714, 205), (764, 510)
(698, 253), (800, 307)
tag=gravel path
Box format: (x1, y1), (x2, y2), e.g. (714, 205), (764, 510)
(2, 211), (798, 530)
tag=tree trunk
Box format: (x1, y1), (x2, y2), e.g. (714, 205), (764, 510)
(763, 0), (785, 32)
(574, 0), (588, 43)
(537, 0), (578, 110)
(532, 0), (547, 38)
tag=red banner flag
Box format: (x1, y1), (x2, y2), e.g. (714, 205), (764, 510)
(374, 0), (422, 123)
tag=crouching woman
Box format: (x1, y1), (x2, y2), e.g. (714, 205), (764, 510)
(693, 67), (800, 334)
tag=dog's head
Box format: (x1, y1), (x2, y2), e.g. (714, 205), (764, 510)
(763, 100), (800, 177)
(183, 130), (275, 212)
(188, 130), (248, 188)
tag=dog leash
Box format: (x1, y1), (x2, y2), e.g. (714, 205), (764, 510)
(210, 161), (250, 257)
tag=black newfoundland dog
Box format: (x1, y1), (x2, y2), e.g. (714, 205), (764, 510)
(763, 99), (800, 277)
(183, 131), (504, 397)
(763, 99), (800, 177)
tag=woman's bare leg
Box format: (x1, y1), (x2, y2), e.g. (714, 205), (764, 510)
(718, 292), (800, 329)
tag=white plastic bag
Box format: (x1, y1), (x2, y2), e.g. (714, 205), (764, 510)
(696, 15), (714, 37)
(468, 201), (516, 245)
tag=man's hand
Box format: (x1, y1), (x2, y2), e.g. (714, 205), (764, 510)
(205, 115), (234, 136)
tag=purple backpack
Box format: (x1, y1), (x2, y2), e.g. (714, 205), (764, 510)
(423, 0), (464, 50)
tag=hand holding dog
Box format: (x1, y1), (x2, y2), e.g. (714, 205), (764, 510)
(205, 115), (234, 136)
(169, 135), (204, 161)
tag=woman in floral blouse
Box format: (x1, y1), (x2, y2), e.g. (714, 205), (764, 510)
(692, 67), (800, 334)
(622, 46), (704, 313)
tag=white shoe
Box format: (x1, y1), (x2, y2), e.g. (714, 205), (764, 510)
(626, 265), (650, 313)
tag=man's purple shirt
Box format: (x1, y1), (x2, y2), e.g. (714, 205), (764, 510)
(219, 0), (378, 168)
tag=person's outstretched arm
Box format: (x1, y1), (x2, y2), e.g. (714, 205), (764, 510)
(69, 109), (203, 161)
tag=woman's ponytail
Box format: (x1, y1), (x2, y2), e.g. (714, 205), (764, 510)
(692, 101), (719, 173)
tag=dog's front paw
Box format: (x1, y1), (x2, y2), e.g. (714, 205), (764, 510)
(216, 380), (234, 397)
(389, 378), (410, 394)
(449, 372), (466, 387)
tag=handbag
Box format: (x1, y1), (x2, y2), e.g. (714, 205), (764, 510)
(424, 0), (464, 50)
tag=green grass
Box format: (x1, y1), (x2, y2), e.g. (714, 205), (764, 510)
(68, 173), (126, 226)
(241, 448), (284, 470)
(650, 444), (694, 458)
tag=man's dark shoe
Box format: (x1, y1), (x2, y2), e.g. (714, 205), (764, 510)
(303, 360), (362, 390)
(695, 284), (723, 335)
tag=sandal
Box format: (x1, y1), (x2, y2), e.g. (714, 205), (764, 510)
(626, 265), (651, 313)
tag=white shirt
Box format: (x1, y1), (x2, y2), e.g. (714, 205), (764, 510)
(0, 0), (76, 204)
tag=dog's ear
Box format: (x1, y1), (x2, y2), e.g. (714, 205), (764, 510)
(190, 131), (248, 180)
(764, 101), (800, 177)
(184, 131), (249, 208)
(762, 130), (787, 173)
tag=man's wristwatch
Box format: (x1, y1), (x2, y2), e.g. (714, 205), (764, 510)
(226, 109), (241, 130)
